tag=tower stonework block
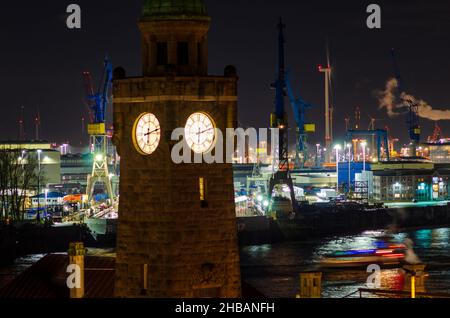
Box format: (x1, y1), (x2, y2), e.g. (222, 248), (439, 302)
(113, 0), (241, 298)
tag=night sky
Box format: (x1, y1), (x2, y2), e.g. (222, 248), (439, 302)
(1, 0), (450, 148)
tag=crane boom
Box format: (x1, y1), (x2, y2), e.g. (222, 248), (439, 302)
(270, 18), (288, 171)
(84, 58), (113, 126)
(285, 71), (313, 168)
(268, 18), (297, 216)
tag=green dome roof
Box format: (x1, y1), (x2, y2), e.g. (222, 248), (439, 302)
(142, 0), (210, 21)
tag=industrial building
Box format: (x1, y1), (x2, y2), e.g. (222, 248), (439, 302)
(30, 192), (65, 211)
(427, 142), (450, 164)
(349, 162), (450, 203)
(60, 153), (92, 190)
(0, 141), (61, 186)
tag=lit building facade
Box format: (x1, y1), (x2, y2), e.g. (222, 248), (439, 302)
(0, 141), (61, 186)
(370, 163), (450, 202)
(428, 143), (450, 163)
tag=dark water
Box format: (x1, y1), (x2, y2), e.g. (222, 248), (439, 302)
(240, 227), (450, 298)
(2, 228), (450, 298)
(0, 254), (45, 290)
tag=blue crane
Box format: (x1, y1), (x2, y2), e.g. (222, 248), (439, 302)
(390, 49), (420, 155)
(285, 71), (314, 169)
(83, 58), (113, 125)
(82, 58), (114, 204)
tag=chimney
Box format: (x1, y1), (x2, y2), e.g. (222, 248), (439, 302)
(68, 242), (86, 298)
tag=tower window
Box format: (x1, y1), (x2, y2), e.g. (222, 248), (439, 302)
(140, 264), (149, 295)
(199, 177), (208, 207)
(177, 42), (189, 66)
(156, 42), (168, 66)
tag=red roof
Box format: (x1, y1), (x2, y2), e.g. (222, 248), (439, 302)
(0, 254), (115, 298)
(0, 254), (264, 298)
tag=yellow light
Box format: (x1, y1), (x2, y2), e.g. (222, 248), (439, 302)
(199, 177), (205, 202)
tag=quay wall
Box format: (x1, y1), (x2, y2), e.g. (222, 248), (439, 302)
(238, 204), (450, 246)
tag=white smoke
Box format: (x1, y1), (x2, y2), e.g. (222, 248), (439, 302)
(404, 238), (421, 265)
(378, 78), (450, 121)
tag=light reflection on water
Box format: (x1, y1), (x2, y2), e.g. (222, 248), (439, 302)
(241, 227), (450, 298)
(0, 254), (45, 290)
(2, 228), (450, 298)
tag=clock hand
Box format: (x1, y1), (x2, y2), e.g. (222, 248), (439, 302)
(196, 127), (214, 135)
(144, 127), (160, 136)
(144, 127), (160, 144)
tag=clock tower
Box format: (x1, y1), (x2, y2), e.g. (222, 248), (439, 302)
(113, 0), (241, 298)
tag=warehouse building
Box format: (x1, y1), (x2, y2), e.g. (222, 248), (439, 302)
(355, 162), (450, 203)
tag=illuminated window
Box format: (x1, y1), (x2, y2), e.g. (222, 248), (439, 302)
(140, 264), (148, 295)
(199, 177), (207, 207)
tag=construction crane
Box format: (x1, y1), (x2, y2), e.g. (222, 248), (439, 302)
(346, 129), (390, 162)
(83, 58), (114, 205)
(268, 18), (296, 214)
(429, 122), (442, 143)
(390, 49), (421, 156)
(285, 71), (314, 169)
(385, 125), (399, 158)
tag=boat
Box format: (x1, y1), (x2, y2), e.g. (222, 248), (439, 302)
(319, 244), (406, 269)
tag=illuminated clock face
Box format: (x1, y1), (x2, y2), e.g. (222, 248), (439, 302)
(133, 113), (161, 155)
(185, 112), (216, 154)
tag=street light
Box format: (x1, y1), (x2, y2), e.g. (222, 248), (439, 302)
(361, 141), (367, 172)
(347, 143), (352, 194)
(37, 149), (42, 223)
(44, 188), (49, 219)
(334, 145), (341, 194)
(20, 150), (26, 216)
(316, 144), (321, 167)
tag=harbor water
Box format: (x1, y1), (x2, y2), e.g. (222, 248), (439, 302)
(240, 227), (450, 298)
(2, 227), (450, 298)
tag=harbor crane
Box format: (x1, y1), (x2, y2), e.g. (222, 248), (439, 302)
(83, 58), (114, 204)
(285, 71), (315, 169)
(268, 18), (297, 214)
(346, 129), (390, 162)
(390, 49), (421, 156)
